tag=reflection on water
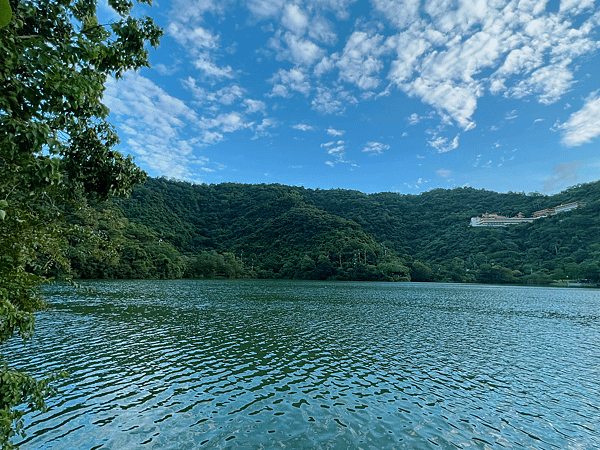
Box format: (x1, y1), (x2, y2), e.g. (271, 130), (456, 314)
(4, 280), (600, 449)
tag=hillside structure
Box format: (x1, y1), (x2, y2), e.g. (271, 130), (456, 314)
(470, 202), (583, 227)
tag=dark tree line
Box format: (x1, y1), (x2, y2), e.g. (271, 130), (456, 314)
(56, 177), (600, 285)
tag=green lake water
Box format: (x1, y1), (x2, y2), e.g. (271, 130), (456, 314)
(4, 280), (600, 449)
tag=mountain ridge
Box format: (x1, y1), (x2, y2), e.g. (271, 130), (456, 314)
(66, 177), (600, 284)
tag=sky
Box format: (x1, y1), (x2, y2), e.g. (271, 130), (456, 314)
(102, 0), (600, 195)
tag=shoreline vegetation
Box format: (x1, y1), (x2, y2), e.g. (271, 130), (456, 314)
(0, 0), (163, 444)
(53, 177), (600, 287)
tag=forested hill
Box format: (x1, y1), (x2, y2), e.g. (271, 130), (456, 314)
(68, 177), (600, 284)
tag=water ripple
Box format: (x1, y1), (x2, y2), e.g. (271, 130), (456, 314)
(3, 280), (600, 449)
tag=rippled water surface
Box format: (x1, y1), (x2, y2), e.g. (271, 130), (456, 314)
(5, 280), (600, 449)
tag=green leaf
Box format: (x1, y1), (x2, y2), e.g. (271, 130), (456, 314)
(0, 210), (5, 220)
(0, 0), (11, 28)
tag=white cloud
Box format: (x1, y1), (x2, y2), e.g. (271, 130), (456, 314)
(314, 54), (337, 77)
(559, 0), (595, 15)
(256, 117), (277, 132)
(155, 0), (600, 183)
(269, 31), (325, 66)
(327, 144), (345, 155)
(425, 30), (502, 83)
(243, 99), (267, 114)
(491, 46), (540, 92)
(105, 72), (197, 135)
(380, 1), (600, 131)
(103, 72), (220, 180)
(154, 63), (179, 76)
(437, 169), (451, 178)
(562, 92), (600, 147)
(363, 142), (390, 154)
(168, 0), (226, 24)
(311, 86), (345, 114)
(425, 0), (479, 33)
(285, 34), (325, 66)
(327, 127), (345, 136)
(322, 140), (353, 166)
(406, 112), (434, 125)
(193, 58), (234, 79)
(216, 85), (245, 105)
(506, 62), (574, 105)
(336, 31), (391, 90)
(281, 3), (309, 35)
(427, 134), (460, 153)
(309, 16), (338, 45)
(200, 131), (224, 146)
(270, 84), (290, 97)
(495, 11), (598, 103)
(306, 0), (357, 20)
(372, 0), (421, 30)
(268, 68), (312, 97)
(404, 78), (480, 130)
(169, 0), (600, 144)
(199, 112), (254, 133)
(247, 0), (285, 18)
(167, 22), (219, 50)
(252, 117), (278, 139)
(181, 76), (206, 99)
(184, 77), (245, 109)
(167, 22), (233, 80)
(388, 30), (431, 84)
(292, 124), (314, 131)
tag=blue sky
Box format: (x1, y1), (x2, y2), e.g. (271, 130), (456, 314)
(102, 0), (600, 195)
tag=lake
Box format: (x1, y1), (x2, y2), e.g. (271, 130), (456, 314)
(4, 280), (600, 449)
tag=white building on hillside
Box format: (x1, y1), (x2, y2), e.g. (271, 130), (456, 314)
(470, 213), (537, 227)
(470, 202), (584, 227)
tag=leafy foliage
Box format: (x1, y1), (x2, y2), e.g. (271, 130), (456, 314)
(0, 0), (10, 28)
(79, 177), (600, 286)
(0, 0), (161, 446)
(64, 204), (186, 280)
(105, 179), (413, 281)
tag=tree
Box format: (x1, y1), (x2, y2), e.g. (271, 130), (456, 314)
(410, 260), (434, 282)
(0, 0), (161, 446)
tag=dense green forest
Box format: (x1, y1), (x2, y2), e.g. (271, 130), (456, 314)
(59, 178), (600, 285)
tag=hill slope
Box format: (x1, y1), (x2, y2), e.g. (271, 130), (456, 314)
(101, 178), (600, 284)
